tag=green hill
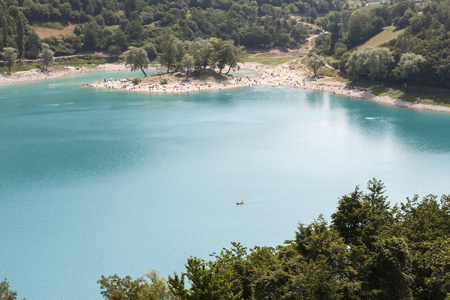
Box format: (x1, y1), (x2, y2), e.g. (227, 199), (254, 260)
(357, 25), (405, 51)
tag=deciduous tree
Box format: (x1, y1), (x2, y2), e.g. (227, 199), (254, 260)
(396, 53), (425, 92)
(39, 43), (54, 71)
(1, 47), (17, 74)
(305, 52), (327, 76)
(125, 46), (150, 77)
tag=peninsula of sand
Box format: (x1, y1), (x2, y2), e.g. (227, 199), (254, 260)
(1, 60), (449, 114)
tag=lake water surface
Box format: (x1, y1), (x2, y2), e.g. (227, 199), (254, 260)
(1, 72), (449, 299)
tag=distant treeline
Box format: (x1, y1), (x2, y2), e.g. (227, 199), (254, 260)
(0, 0), (348, 60)
(313, 0), (450, 88)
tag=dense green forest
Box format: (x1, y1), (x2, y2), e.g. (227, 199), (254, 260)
(4, 179), (448, 299)
(0, 0), (336, 57)
(99, 179), (450, 299)
(313, 0), (450, 88)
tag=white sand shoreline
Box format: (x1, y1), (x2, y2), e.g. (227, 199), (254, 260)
(1, 62), (449, 114)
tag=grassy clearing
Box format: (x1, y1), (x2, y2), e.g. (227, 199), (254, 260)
(32, 23), (76, 39)
(357, 26), (405, 51)
(349, 80), (450, 106)
(242, 53), (297, 65)
(0, 61), (42, 73)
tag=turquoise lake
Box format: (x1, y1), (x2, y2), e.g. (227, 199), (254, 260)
(1, 72), (449, 299)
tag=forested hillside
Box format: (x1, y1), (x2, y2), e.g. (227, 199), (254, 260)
(0, 0), (347, 59)
(313, 0), (450, 88)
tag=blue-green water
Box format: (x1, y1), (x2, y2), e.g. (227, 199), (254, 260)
(1, 72), (450, 299)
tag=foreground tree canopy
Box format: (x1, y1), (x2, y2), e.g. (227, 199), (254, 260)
(94, 178), (450, 300)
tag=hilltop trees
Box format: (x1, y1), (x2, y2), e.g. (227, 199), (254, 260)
(96, 179), (450, 299)
(0, 278), (17, 300)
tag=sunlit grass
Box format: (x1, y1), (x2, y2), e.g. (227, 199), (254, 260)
(357, 26), (405, 52)
(349, 81), (450, 106)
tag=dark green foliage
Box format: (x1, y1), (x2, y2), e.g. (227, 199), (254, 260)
(318, 0), (450, 89)
(0, 278), (17, 300)
(92, 179), (449, 300)
(169, 257), (242, 300)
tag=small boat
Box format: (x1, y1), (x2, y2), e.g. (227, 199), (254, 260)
(236, 201), (244, 205)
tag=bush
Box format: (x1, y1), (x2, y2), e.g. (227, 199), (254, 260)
(132, 77), (142, 85)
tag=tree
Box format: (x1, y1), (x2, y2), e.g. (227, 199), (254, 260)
(98, 274), (151, 300)
(113, 29), (128, 51)
(1, 47), (17, 74)
(39, 43), (54, 71)
(290, 24), (308, 45)
(125, 47), (150, 77)
(83, 21), (101, 51)
(73, 25), (83, 36)
(143, 43), (157, 62)
(189, 38), (214, 70)
(168, 257), (242, 299)
(396, 53), (425, 92)
(346, 47), (393, 81)
(305, 52), (327, 76)
(15, 12), (26, 61)
(0, 278), (17, 300)
(24, 29), (41, 59)
(1, 14), (8, 48)
(160, 35), (179, 73)
(143, 270), (175, 300)
(182, 54), (194, 79)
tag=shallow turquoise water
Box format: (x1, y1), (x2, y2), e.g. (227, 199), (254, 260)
(1, 72), (450, 299)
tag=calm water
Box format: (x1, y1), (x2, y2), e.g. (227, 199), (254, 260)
(1, 72), (450, 299)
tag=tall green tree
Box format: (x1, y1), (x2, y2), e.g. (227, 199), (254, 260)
(39, 43), (54, 71)
(125, 46), (150, 77)
(98, 274), (152, 300)
(0, 278), (17, 300)
(305, 52), (327, 76)
(396, 53), (426, 92)
(189, 38), (214, 70)
(182, 53), (194, 79)
(168, 257), (242, 300)
(160, 35), (179, 73)
(24, 29), (41, 59)
(15, 12), (26, 61)
(1, 47), (17, 74)
(83, 21), (101, 51)
(143, 43), (157, 62)
(216, 40), (234, 74)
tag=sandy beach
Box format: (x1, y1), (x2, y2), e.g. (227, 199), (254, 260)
(2, 61), (449, 113)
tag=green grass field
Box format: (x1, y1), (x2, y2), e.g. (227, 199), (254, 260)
(242, 54), (297, 65)
(347, 80), (450, 106)
(357, 26), (405, 51)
